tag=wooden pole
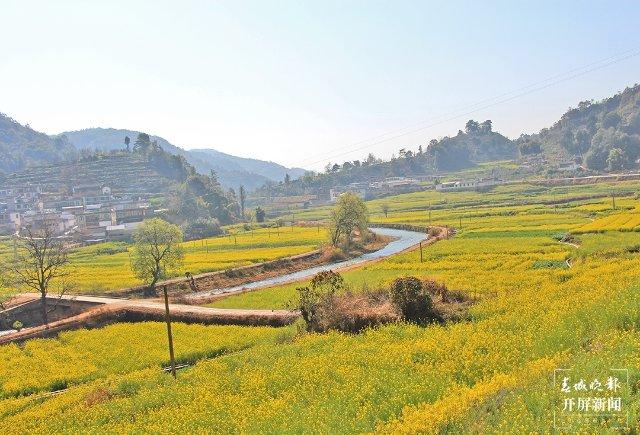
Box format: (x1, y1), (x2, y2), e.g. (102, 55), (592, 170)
(163, 285), (176, 379)
(419, 241), (423, 263)
(612, 190), (616, 210)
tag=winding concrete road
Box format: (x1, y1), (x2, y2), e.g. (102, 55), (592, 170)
(185, 227), (428, 302)
(0, 227), (434, 343)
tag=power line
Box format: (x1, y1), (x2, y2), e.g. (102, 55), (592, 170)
(295, 47), (640, 169)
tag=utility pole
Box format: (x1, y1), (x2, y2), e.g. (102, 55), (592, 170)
(163, 285), (177, 379)
(612, 190), (616, 210)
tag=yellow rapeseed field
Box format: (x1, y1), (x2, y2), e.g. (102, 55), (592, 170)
(2, 181), (640, 432)
(0, 226), (327, 295)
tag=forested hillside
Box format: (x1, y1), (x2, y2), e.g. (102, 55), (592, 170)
(257, 120), (516, 197)
(0, 113), (77, 172)
(426, 120), (516, 170)
(62, 128), (304, 189)
(520, 83), (640, 170)
(260, 85), (640, 198)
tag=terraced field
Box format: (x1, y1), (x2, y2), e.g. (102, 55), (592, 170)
(2, 181), (640, 432)
(574, 205), (640, 233)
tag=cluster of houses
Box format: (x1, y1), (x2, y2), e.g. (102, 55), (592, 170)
(329, 176), (428, 202)
(0, 184), (161, 243)
(329, 175), (510, 200)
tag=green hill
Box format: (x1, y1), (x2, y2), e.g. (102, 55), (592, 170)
(0, 113), (77, 172)
(62, 128), (306, 190)
(522, 83), (640, 170)
(426, 120), (517, 171)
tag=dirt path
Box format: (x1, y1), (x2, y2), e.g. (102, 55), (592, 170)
(0, 294), (298, 345)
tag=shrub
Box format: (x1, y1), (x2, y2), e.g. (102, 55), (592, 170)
(427, 227), (441, 237)
(297, 279), (399, 333)
(181, 218), (221, 241)
(224, 268), (244, 278)
(310, 270), (346, 295)
(443, 289), (468, 303)
(321, 247), (348, 263)
(297, 271), (345, 331)
(314, 291), (399, 333)
(625, 245), (640, 253)
(422, 278), (448, 299)
(532, 260), (568, 269)
(84, 388), (112, 407)
(255, 207), (266, 222)
(12, 320), (23, 331)
(297, 273), (453, 332)
(552, 233), (580, 245)
(113, 379), (141, 397)
(94, 245), (128, 255)
(388, 277), (435, 324)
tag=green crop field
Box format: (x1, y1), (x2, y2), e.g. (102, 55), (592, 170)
(2, 181), (640, 432)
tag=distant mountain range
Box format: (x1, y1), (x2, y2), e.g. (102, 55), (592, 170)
(0, 115), (305, 190)
(60, 128), (306, 190)
(2, 83), (639, 194)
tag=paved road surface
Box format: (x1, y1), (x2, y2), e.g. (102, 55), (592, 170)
(185, 227), (428, 302)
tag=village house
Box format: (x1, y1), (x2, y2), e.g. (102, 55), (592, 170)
(557, 161), (582, 172)
(436, 178), (503, 192)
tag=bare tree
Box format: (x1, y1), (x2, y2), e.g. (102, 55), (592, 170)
(7, 224), (69, 325)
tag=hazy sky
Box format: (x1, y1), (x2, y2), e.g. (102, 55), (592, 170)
(2, 1), (640, 170)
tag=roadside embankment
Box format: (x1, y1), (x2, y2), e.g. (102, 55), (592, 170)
(0, 294), (298, 345)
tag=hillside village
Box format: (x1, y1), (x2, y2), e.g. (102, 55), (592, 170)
(1, 85), (639, 242)
(0, 150), (605, 242)
(0, 155), (169, 242)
